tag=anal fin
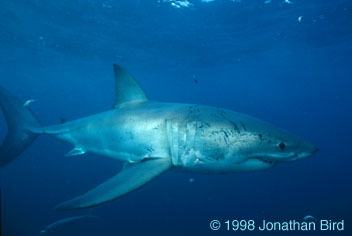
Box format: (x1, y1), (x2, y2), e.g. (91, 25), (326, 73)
(56, 157), (172, 210)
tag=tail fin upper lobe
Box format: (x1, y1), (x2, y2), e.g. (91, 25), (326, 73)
(0, 86), (40, 167)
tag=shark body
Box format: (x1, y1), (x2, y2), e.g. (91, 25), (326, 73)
(0, 65), (318, 210)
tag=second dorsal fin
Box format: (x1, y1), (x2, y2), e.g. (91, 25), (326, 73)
(112, 64), (149, 108)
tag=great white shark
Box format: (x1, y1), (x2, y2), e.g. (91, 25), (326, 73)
(0, 65), (318, 210)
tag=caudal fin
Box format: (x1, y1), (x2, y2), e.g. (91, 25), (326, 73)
(0, 86), (40, 167)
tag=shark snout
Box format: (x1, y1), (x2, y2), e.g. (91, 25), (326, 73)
(292, 144), (318, 161)
(311, 147), (319, 156)
(313, 147), (319, 154)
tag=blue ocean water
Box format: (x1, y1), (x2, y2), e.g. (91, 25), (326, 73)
(0, 0), (351, 235)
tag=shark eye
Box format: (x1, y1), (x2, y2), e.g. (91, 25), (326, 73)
(279, 142), (286, 150)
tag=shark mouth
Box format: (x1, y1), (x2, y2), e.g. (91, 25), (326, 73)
(253, 157), (277, 166)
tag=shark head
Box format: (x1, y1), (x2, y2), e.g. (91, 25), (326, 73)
(238, 125), (318, 166)
(221, 113), (318, 171)
(183, 108), (318, 173)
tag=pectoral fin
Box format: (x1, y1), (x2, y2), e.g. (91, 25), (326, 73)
(56, 158), (172, 210)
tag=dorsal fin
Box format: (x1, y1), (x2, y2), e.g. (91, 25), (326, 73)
(113, 64), (148, 108)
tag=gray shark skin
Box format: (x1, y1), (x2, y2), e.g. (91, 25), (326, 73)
(0, 65), (318, 210)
